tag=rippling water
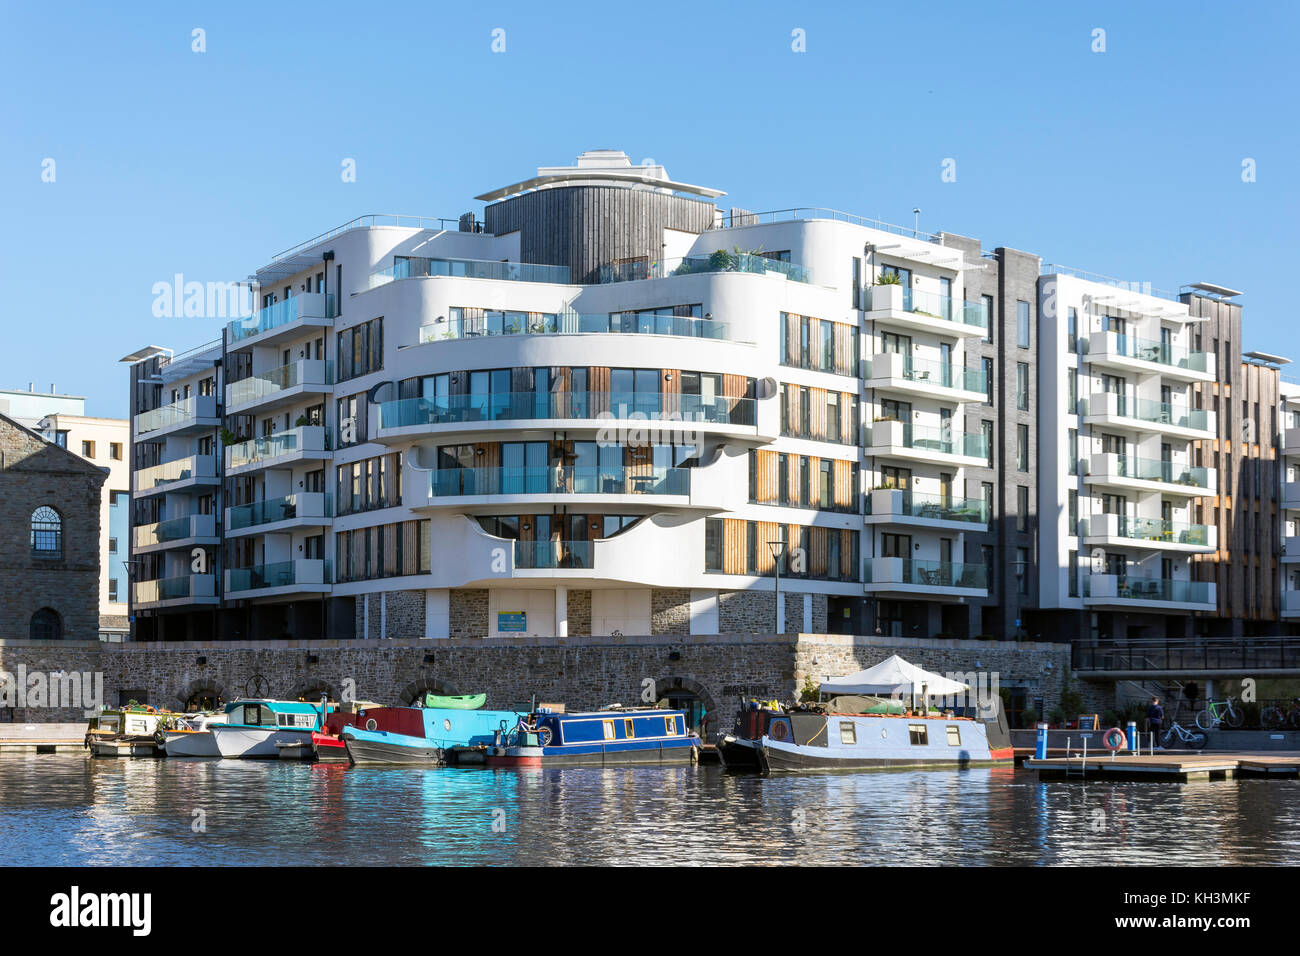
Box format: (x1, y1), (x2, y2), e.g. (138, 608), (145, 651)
(2, 754), (1298, 866)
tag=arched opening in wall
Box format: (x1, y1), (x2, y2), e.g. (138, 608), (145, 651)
(398, 677), (457, 707)
(649, 676), (719, 737)
(185, 688), (222, 711)
(295, 682), (334, 703)
(30, 608), (63, 641)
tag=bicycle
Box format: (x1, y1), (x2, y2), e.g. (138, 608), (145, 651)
(1161, 721), (1208, 750)
(1195, 697), (1244, 731)
(1260, 698), (1300, 730)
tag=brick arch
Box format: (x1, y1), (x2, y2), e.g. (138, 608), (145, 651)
(397, 676), (458, 706)
(293, 680), (336, 702)
(174, 678), (228, 710)
(646, 675), (720, 733)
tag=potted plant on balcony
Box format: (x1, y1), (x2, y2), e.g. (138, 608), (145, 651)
(219, 427), (238, 445)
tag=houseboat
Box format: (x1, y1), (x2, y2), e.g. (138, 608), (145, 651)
(209, 699), (333, 759)
(341, 704), (525, 765)
(161, 711), (229, 757)
(485, 707), (700, 768)
(84, 705), (175, 758)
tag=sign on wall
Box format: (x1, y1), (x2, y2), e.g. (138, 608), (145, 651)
(497, 611), (527, 633)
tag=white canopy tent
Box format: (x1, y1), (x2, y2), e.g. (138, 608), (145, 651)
(820, 654), (970, 698)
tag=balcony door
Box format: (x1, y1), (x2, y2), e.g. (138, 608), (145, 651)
(881, 532), (911, 557)
(880, 398), (911, 423)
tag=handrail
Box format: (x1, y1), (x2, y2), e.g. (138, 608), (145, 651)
(708, 207), (942, 243)
(264, 214), (474, 265)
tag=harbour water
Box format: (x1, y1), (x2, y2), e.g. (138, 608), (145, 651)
(3, 754), (1299, 866)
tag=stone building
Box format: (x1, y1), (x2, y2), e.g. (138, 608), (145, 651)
(0, 413), (107, 642)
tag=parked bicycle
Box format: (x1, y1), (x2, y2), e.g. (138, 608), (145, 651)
(1260, 698), (1300, 730)
(1161, 720), (1208, 750)
(1195, 697), (1244, 731)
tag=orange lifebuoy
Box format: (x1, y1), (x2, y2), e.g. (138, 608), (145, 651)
(1103, 727), (1126, 751)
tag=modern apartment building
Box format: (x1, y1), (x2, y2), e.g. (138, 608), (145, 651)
(1037, 270), (1219, 642)
(0, 385), (130, 640)
(124, 150), (1024, 642)
(1278, 376), (1300, 627)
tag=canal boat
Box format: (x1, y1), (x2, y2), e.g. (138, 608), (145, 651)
(485, 707), (700, 768)
(161, 712), (229, 757)
(342, 704), (526, 765)
(210, 699), (333, 759)
(85, 705), (175, 758)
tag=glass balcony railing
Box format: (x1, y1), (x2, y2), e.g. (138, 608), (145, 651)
(135, 396), (213, 434)
(873, 420), (988, 458)
(866, 286), (989, 331)
(379, 391), (756, 430)
(418, 312), (730, 343)
(432, 466), (690, 499)
(134, 575), (212, 603)
(227, 560), (332, 593)
(1078, 516), (1213, 545)
(226, 427), (325, 469)
(133, 514), (214, 549)
(1097, 334), (1212, 373)
(866, 491), (988, 524)
(865, 354), (987, 392)
(1082, 394), (1214, 432)
(598, 251), (812, 284)
(228, 361), (333, 407)
(227, 293), (336, 343)
(133, 455), (216, 491)
(227, 493), (333, 531)
(369, 256), (570, 289)
(1082, 576), (1214, 604)
(513, 539), (593, 570)
(1102, 455), (1211, 488)
(866, 559), (988, 589)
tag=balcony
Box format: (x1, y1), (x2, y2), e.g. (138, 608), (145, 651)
(226, 360), (333, 414)
(864, 558), (987, 598)
(1284, 482), (1300, 511)
(1084, 331), (1215, 383)
(368, 256), (571, 290)
(1081, 574), (1216, 611)
(1081, 393), (1215, 439)
(1284, 591), (1300, 618)
(863, 352), (988, 404)
(430, 465), (688, 501)
(133, 513), (218, 553)
(375, 391), (758, 442)
(1284, 428), (1300, 458)
(226, 425), (329, 474)
(1077, 514), (1216, 552)
(1084, 453), (1215, 497)
(866, 284), (988, 338)
(226, 559), (332, 597)
(227, 292), (336, 347)
(134, 395), (220, 440)
(866, 418), (988, 467)
(865, 489), (988, 531)
(226, 493), (332, 536)
(1282, 537), (1300, 563)
(133, 454), (219, 496)
(418, 311), (733, 344)
(134, 574), (217, 608)
(513, 539), (593, 571)
(597, 251), (812, 285)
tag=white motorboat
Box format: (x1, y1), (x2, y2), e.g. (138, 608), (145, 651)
(162, 712), (229, 757)
(209, 699), (328, 758)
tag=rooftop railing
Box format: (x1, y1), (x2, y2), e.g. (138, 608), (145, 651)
(369, 255), (570, 289)
(708, 207), (942, 243)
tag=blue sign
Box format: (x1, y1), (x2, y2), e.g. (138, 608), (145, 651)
(497, 611), (527, 633)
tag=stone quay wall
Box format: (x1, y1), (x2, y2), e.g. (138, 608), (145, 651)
(1, 634), (1091, 732)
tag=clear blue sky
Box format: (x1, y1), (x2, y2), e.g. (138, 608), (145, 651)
(2, 0), (1296, 418)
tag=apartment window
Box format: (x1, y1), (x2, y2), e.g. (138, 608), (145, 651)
(1016, 363), (1029, 410)
(1068, 428), (1078, 475)
(827, 392), (840, 442)
(108, 537), (118, 554)
(30, 506), (62, 559)
(1068, 490), (1078, 536)
(1016, 547), (1030, 594)
(1017, 424), (1029, 472)
(108, 579), (118, 602)
(109, 442), (122, 460)
(983, 357), (994, 405)
(1067, 307), (1078, 352)
(81, 440), (95, 458)
(1017, 486), (1029, 532)
(982, 421), (994, 466)
(982, 482), (994, 522)
(746, 521), (758, 574)
(851, 258), (862, 310)
(1067, 368), (1077, 413)
(1068, 551), (1079, 597)
(1016, 301), (1030, 348)
(982, 295), (994, 344)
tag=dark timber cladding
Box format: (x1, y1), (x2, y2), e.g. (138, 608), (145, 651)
(483, 185), (716, 285)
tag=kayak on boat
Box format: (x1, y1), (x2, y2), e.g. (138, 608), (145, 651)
(422, 693), (486, 710)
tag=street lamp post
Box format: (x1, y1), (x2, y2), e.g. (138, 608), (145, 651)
(768, 540), (788, 635)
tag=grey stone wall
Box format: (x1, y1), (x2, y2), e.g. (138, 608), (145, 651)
(567, 589), (591, 636)
(650, 588), (691, 635)
(449, 589), (488, 638)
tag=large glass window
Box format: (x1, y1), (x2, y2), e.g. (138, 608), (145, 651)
(1016, 300), (1030, 348)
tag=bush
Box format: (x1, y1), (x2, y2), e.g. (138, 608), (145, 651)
(799, 676), (819, 703)
(875, 272), (902, 285)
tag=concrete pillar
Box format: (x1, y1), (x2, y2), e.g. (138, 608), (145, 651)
(555, 587), (568, 637)
(425, 589), (449, 639)
(802, 593), (812, 633)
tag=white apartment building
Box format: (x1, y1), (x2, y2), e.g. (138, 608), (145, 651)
(125, 150), (998, 642)
(1280, 380), (1300, 621)
(1038, 271), (1219, 640)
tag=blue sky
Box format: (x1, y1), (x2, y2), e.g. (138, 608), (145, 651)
(2, 0), (1296, 417)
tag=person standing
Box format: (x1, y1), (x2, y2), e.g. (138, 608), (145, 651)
(1147, 697), (1164, 742)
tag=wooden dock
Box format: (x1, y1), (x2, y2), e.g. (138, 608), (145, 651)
(0, 723), (87, 754)
(1024, 750), (1300, 781)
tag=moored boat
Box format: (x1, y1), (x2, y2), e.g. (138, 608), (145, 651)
(485, 707), (700, 768)
(210, 699), (332, 759)
(85, 706), (174, 758)
(342, 704), (525, 765)
(162, 712), (229, 758)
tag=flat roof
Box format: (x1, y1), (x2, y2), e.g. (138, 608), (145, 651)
(1187, 281), (1243, 298)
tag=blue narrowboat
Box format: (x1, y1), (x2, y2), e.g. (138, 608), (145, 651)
(341, 705), (526, 765)
(486, 708), (700, 767)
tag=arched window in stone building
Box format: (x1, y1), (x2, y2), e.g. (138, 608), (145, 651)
(30, 608), (62, 641)
(30, 506), (62, 559)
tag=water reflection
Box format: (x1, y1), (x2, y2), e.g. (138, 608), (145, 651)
(1, 755), (1298, 866)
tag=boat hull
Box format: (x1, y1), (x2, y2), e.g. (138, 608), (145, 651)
(211, 726), (314, 758)
(488, 740), (698, 768)
(716, 735), (763, 771)
(342, 729), (448, 766)
(312, 732), (350, 763)
(89, 738), (160, 758)
(163, 731), (220, 757)
(757, 713), (1013, 773)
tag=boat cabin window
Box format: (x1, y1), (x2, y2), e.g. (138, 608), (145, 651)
(908, 724), (929, 745)
(946, 725), (961, 746)
(602, 720), (616, 740)
(839, 721), (857, 745)
(624, 718), (635, 738)
(664, 716), (678, 736)
(241, 704), (276, 726)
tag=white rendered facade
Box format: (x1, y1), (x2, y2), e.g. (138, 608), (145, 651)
(1280, 381), (1300, 619)
(1038, 273), (1218, 633)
